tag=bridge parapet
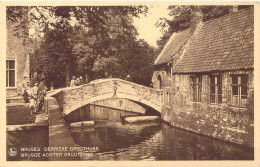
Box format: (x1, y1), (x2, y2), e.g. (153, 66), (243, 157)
(49, 78), (163, 115)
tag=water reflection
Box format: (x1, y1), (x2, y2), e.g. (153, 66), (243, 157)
(67, 105), (254, 160)
(72, 121), (161, 153)
(66, 105), (141, 123)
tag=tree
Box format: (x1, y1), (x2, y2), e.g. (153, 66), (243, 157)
(22, 6), (154, 87)
(45, 19), (75, 87)
(70, 7), (147, 80)
(7, 6), (148, 37)
(31, 19), (76, 87)
(77, 10), (157, 86)
(123, 39), (156, 86)
(7, 6), (29, 38)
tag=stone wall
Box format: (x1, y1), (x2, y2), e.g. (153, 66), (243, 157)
(152, 65), (172, 90)
(161, 70), (254, 147)
(50, 90), (64, 113)
(93, 98), (146, 114)
(152, 67), (173, 109)
(6, 17), (29, 97)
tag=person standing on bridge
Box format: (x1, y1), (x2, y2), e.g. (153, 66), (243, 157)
(105, 72), (108, 78)
(79, 76), (84, 85)
(85, 74), (89, 84)
(75, 78), (81, 86)
(70, 76), (77, 87)
(50, 82), (54, 90)
(125, 75), (131, 82)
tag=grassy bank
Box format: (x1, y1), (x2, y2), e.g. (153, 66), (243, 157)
(7, 104), (36, 125)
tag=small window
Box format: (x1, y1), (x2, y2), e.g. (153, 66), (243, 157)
(166, 64), (172, 80)
(157, 75), (162, 89)
(165, 92), (170, 105)
(6, 60), (15, 87)
(231, 75), (248, 107)
(165, 87), (171, 105)
(209, 75), (222, 104)
(190, 75), (202, 102)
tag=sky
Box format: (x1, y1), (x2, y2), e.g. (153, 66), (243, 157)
(29, 5), (172, 48)
(133, 5), (171, 48)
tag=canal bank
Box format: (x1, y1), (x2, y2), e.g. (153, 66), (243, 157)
(46, 96), (79, 161)
(6, 101), (49, 161)
(7, 94), (253, 161)
(49, 81), (253, 149)
(45, 85), (254, 160)
(64, 104), (253, 160)
(161, 104), (254, 148)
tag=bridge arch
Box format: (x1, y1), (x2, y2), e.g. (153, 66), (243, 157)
(65, 92), (162, 115)
(50, 78), (163, 115)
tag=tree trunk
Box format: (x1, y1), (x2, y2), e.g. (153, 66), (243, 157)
(66, 66), (70, 87)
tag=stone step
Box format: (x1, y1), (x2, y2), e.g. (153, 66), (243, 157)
(124, 116), (160, 124)
(70, 121), (95, 128)
(6, 124), (47, 132)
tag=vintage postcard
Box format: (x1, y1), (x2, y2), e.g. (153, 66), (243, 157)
(0, 1), (259, 167)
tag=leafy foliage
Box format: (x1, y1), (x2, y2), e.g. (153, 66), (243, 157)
(7, 6), (29, 39)
(156, 5), (252, 52)
(13, 6), (156, 87)
(30, 19), (75, 87)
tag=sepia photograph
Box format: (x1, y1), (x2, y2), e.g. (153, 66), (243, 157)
(1, 1), (259, 166)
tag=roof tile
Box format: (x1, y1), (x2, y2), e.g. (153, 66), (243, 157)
(154, 28), (193, 65)
(173, 8), (254, 73)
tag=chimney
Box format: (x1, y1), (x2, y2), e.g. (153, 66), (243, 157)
(232, 5), (238, 13)
(190, 6), (203, 31)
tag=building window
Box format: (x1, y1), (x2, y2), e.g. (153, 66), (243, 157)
(157, 74), (163, 89)
(6, 60), (15, 87)
(231, 75), (248, 107)
(165, 87), (171, 106)
(190, 75), (202, 102)
(209, 75), (222, 104)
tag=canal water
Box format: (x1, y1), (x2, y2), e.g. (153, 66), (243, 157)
(7, 128), (49, 161)
(66, 105), (254, 160)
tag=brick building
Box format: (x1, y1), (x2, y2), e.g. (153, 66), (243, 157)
(6, 8), (30, 97)
(152, 7), (254, 147)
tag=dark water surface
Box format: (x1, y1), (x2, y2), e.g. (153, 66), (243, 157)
(68, 105), (254, 160)
(7, 128), (49, 161)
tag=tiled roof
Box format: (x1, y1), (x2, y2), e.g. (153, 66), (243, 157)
(174, 8), (254, 73)
(154, 28), (193, 65)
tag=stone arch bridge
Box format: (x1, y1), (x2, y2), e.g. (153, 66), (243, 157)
(48, 78), (163, 115)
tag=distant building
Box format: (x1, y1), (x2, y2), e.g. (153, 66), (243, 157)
(6, 8), (30, 97)
(153, 7), (254, 147)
